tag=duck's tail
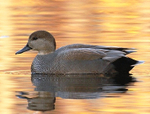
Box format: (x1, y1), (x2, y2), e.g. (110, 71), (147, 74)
(112, 57), (144, 74)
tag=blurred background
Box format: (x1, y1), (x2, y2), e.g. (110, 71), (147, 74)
(0, 0), (150, 114)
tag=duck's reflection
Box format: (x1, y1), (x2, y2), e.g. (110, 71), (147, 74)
(16, 91), (55, 111)
(16, 73), (135, 112)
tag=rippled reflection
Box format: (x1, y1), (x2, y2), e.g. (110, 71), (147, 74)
(16, 91), (55, 112)
(16, 73), (134, 112)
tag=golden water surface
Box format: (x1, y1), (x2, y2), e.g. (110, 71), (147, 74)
(0, 0), (150, 114)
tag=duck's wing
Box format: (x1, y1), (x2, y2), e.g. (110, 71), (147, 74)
(57, 48), (106, 60)
(58, 44), (136, 55)
(57, 48), (125, 62)
(97, 46), (136, 55)
(102, 50), (126, 62)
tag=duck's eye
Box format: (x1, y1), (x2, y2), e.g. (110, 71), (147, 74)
(32, 37), (38, 40)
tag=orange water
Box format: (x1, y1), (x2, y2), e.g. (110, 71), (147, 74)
(0, 0), (150, 114)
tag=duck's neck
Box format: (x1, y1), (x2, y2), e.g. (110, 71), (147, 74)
(38, 51), (54, 55)
(38, 48), (55, 55)
(38, 41), (56, 55)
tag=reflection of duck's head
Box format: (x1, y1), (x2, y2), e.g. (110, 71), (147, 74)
(16, 30), (56, 55)
(16, 91), (55, 112)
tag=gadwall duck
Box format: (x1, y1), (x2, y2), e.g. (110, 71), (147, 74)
(16, 30), (142, 74)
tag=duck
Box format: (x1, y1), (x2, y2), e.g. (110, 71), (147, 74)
(15, 30), (142, 74)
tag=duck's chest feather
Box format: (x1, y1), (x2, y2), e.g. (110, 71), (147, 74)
(31, 52), (112, 74)
(31, 53), (55, 73)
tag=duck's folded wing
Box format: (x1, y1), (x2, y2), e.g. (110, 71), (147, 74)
(97, 46), (136, 54)
(102, 50), (126, 62)
(57, 48), (126, 62)
(62, 44), (136, 54)
(57, 48), (107, 60)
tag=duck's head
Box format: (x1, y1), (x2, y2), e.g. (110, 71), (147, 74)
(15, 30), (56, 55)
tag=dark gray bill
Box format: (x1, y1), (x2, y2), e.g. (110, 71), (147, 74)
(15, 44), (32, 54)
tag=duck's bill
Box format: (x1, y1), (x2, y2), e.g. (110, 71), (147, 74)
(15, 44), (32, 55)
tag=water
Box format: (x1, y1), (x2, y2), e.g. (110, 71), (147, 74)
(0, 0), (150, 113)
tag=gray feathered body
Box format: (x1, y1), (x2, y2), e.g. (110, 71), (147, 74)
(31, 44), (138, 74)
